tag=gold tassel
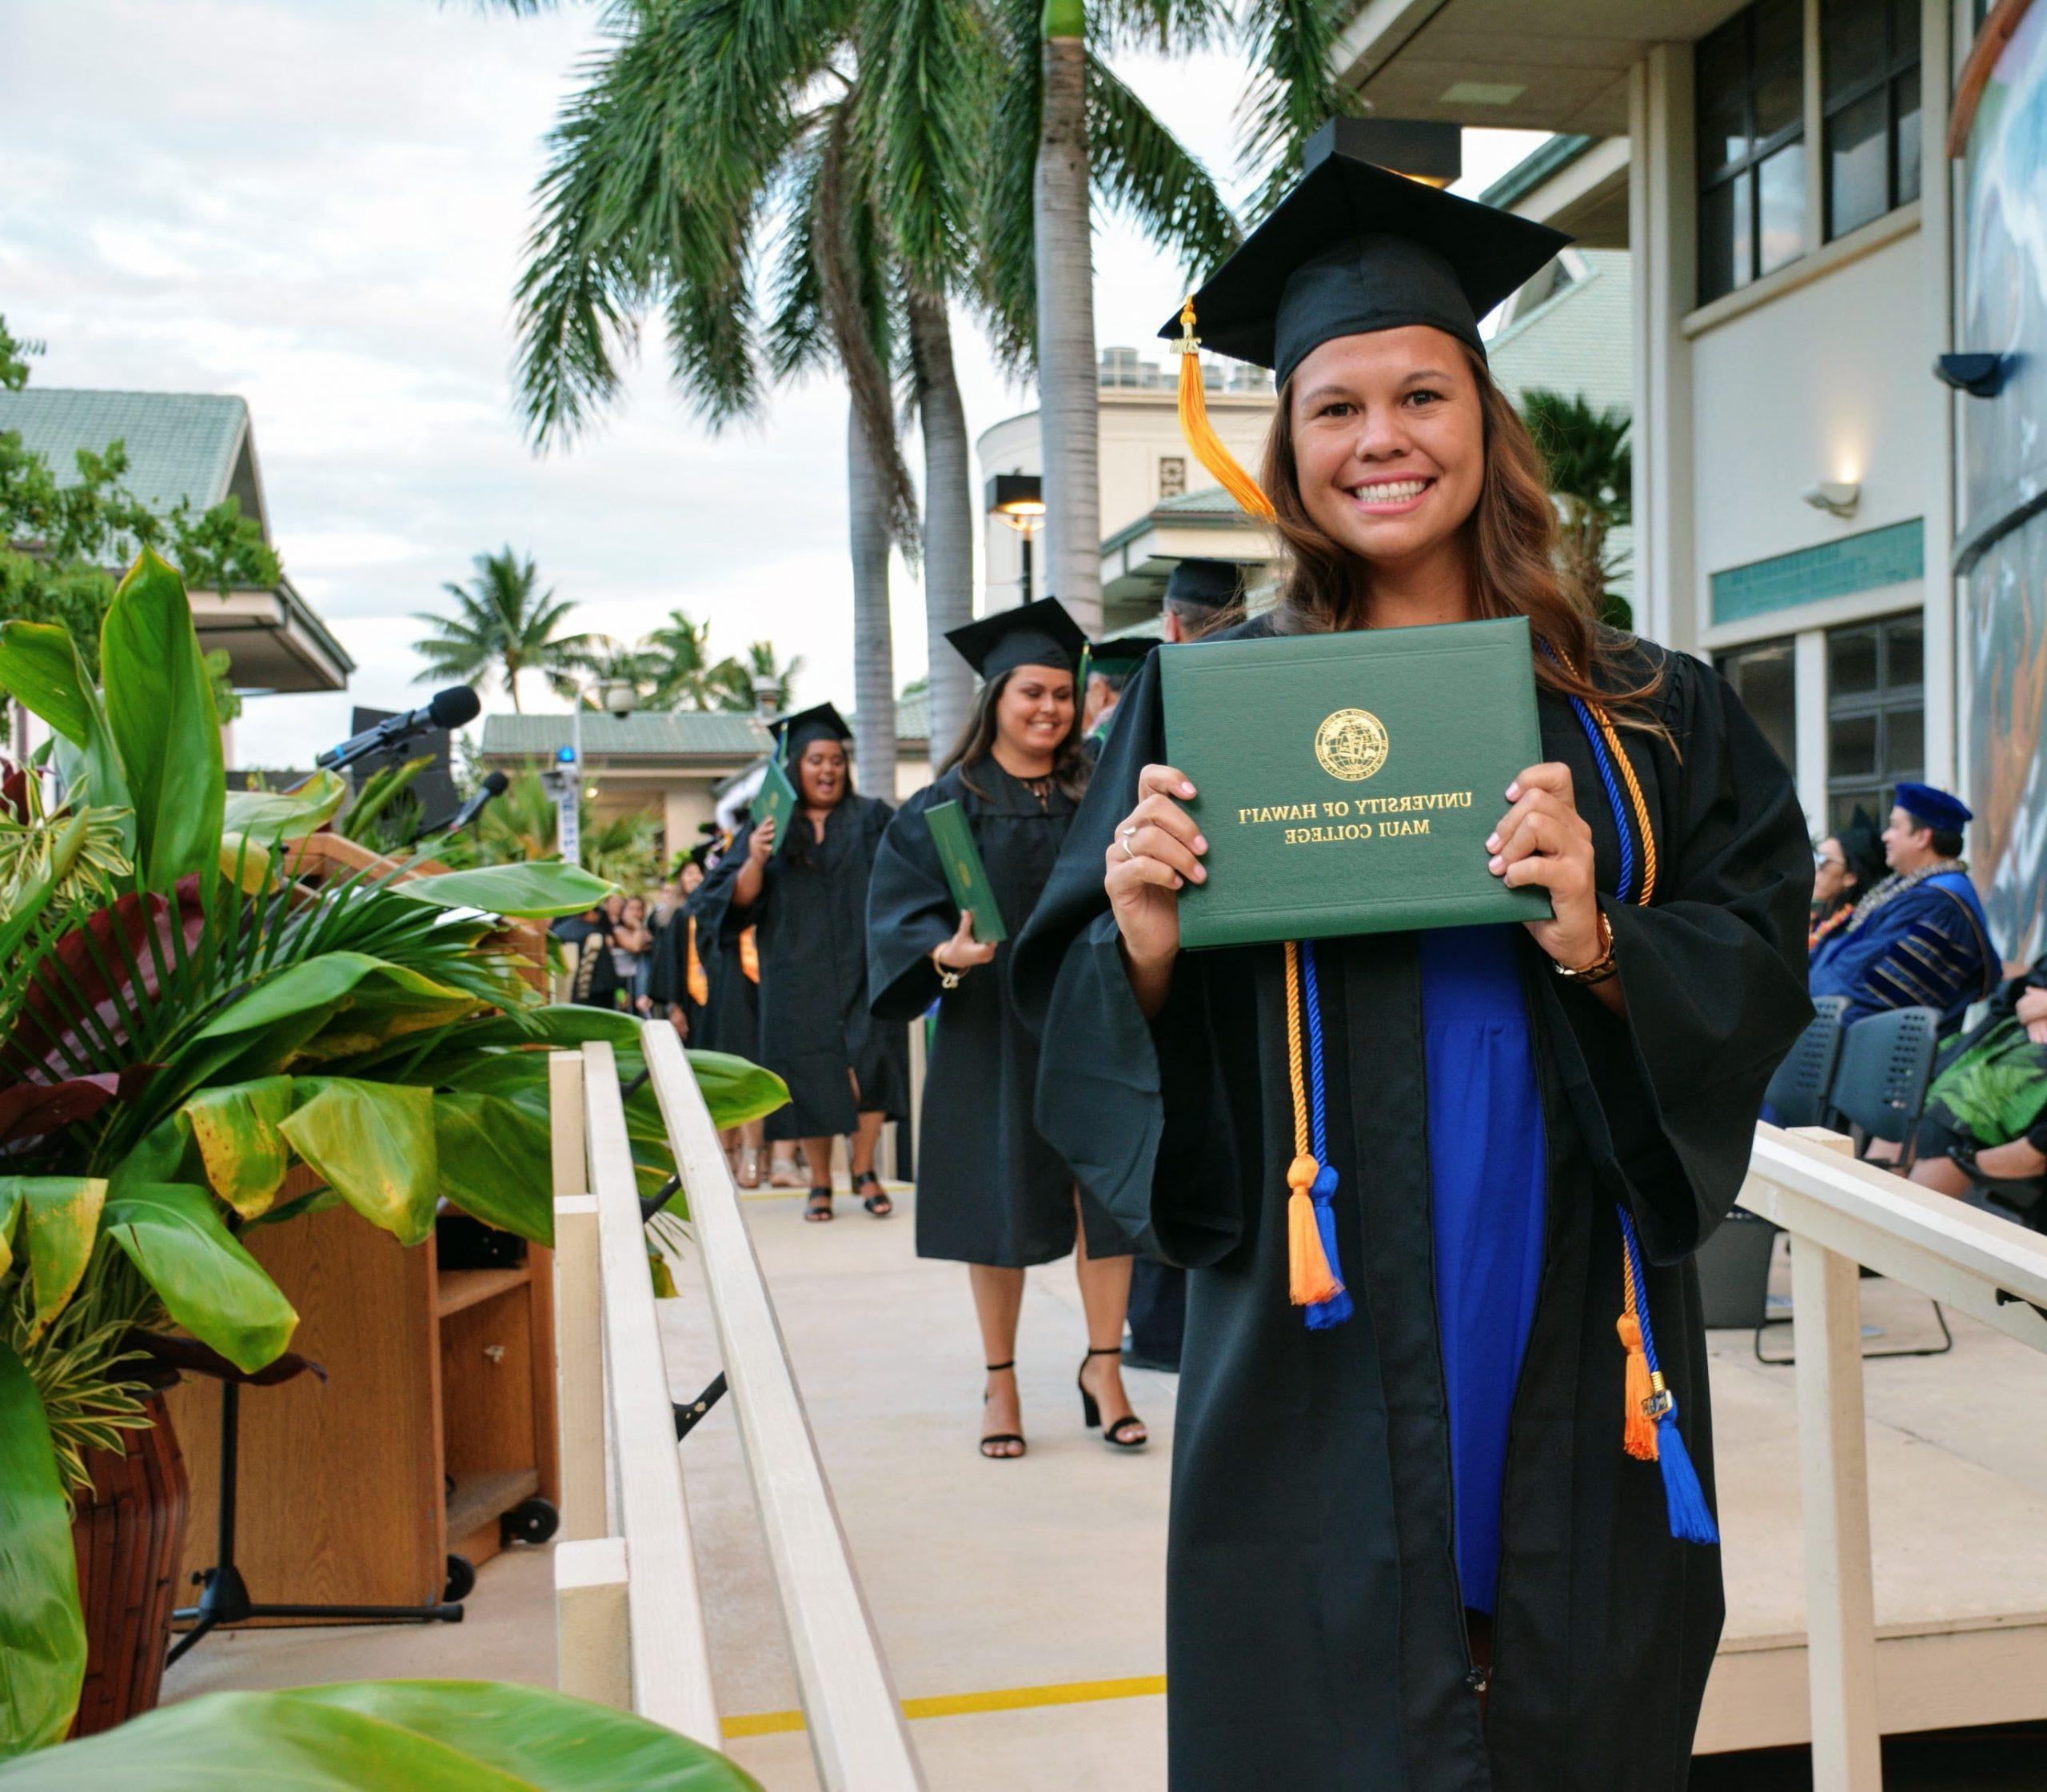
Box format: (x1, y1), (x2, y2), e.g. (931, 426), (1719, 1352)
(1617, 1312), (1659, 1462)
(1175, 301), (1275, 523)
(1287, 1152), (1342, 1307)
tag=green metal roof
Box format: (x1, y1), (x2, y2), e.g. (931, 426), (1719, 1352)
(1479, 135), (1598, 212)
(482, 711), (772, 760)
(0, 388), (256, 523)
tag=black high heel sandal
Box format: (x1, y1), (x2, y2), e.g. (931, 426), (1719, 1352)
(852, 1168), (893, 1218)
(804, 1186), (835, 1223)
(1078, 1346), (1147, 1449)
(981, 1360), (1025, 1459)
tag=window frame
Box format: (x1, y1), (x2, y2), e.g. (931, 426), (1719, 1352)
(1823, 612), (1925, 832)
(1695, 0), (1809, 304)
(1714, 634), (1802, 784)
(1819, 0), (1922, 241)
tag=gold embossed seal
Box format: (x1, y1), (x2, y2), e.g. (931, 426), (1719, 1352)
(1314, 708), (1389, 781)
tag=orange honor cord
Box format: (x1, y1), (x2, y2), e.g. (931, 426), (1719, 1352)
(1283, 941), (1342, 1309)
(686, 915), (709, 1006)
(739, 925), (760, 984)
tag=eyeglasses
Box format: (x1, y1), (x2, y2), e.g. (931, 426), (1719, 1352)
(1814, 853), (1847, 871)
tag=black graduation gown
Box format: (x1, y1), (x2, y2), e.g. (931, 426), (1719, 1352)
(646, 908), (707, 1043)
(698, 794), (909, 1139)
(1011, 622), (1814, 1792)
(866, 761), (1131, 1267)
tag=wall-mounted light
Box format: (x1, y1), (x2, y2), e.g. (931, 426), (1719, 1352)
(1802, 481), (1861, 519)
(1933, 352), (2009, 399)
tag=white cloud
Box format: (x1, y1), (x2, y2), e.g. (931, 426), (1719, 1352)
(3, 0), (1554, 770)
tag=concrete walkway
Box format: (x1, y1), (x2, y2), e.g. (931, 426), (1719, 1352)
(162, 1190), (2047, 1790)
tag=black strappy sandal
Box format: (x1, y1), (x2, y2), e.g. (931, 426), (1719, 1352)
(804, 1186), (835, 1223)
(852, 1168), (893, 1218)
(980, 1360), (1025, 1459)
(1078, 1346), (1148, 1449)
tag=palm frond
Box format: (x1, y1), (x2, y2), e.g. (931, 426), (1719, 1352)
(1085, 53), (1241, 280)
(972, 0), (1044, 376)
(1235, 0), (1362, 218)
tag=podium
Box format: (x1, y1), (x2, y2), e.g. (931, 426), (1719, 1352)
(162, 833), (561, 1625)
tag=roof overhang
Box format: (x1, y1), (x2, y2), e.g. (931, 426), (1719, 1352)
(1099, 511), (1276, 621)
(189, 577), (353, 693)
(1334, 0), (1750, 136)
(1489, 134), (1632, 245)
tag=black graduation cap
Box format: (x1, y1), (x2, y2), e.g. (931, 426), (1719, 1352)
(1087, 635), (1161, 680)
(944, 597), (1087, 681)
(1165, 559), (1243, 611)
(1159, 120), (1571, 384)
(770, 702), (852, 758)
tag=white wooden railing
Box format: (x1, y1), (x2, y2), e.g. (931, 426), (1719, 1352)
(548, 1037), (924, 1790)
(1736, 1123), (2047, 1792)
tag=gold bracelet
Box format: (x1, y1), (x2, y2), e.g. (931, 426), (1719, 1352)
(1552, 908), (1618, 984)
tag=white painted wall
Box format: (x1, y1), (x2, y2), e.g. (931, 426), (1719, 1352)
(1690, 229), (1930, 600)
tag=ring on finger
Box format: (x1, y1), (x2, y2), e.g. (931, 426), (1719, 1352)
(1118, 827), (1139, 862)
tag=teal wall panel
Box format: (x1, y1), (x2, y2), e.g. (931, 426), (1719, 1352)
(1709, 519), (1924, 625)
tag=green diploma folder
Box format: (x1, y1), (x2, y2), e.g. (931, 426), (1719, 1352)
(750, 755), (798, 838)
(1159, 616), (1551, 950)
(924, 800), (1008, 944)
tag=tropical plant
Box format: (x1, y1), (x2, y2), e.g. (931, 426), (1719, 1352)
(640, 611), (740, 710)
(739, 641), (802, 714)
(1521, 388), (1633, 628)
(0, 1678), (761, 1789)
(469, 771), (664, 892)
(0, 551), (788, 1754)
(411, 547), (591, 712)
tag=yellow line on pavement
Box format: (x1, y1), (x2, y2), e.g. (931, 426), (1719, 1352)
(720, 1672), (1167, 1739)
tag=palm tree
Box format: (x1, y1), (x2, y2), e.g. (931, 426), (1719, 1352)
(1521, 389), (1634, 628)
(1001, 0), (1359, 636)
(736, 639), (804, 713)
(411, 546), (589, 712)
(640, 609), (743, 709)
(571, 635), (664, 708)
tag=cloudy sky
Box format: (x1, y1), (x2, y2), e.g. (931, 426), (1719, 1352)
(2, 1), (1542, 769)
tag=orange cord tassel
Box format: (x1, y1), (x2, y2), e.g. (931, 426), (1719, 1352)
(739, 925), (760, 984)
(1617, 1312), (1659, 1462)
(1175, 301), (1276, 524)
(1287, 1153), (1342, 1307)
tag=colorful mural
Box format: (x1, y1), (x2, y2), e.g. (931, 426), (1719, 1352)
(1963, 2), (2047, 963)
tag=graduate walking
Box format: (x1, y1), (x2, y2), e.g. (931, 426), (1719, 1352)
(696, 704), (908, 1219)
(1012, 136), (1813, 1791)
(867, 601), (1147, 1457)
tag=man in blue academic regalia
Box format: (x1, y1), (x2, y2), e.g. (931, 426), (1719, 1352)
(1810, 782), (1998, 1034)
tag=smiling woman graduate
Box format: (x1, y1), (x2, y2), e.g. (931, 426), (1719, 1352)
(696, 702), (909, 1220)
(866, 600), (1147, 1459)
(1010, 131), (1814, 1792)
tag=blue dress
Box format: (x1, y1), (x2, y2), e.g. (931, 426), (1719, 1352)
(1419, 924), (1549, 1616)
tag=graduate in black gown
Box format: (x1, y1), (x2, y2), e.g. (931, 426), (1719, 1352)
(696, 704), (908, 1220)
(1011, 143), (1813, 1791)
(867, 601), (1146, 1459)
(648, 847), (710, 1041)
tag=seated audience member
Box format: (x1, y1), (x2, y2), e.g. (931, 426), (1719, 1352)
(1810, 812), (1885, 953)
(1809, 783), (1996, 1035)
(1900, 960), (2047, 1198)
(555, 905), (620, 1008)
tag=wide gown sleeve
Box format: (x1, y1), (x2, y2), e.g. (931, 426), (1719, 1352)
(1011, 657), (1247, 1265)
(866, 784), (956, 1022)
(1539, 648), (1815, 1264)
(692, 823), (763, 948)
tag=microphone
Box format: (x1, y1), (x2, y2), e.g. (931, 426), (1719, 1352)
(317, 687), (481, 772)
(417, 770), (509, 842)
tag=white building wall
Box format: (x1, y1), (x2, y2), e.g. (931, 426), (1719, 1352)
(1690, 230), (1930, 597)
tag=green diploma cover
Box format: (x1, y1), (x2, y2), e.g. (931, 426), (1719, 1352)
(924, 800), (1008, 944)
(751, 754), (799, 838)
(1160, 617), (1552, 950)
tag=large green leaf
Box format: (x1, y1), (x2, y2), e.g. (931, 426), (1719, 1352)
(279, 1080), (438, 1246)
(98, 549), (225, 891)
(433, 1093), (554, 1246)
(0, 1678), (762, 1789)
(397, 862), (616, 919)
(0, 1340), (85, 1759)
(0, 622), (132, 845)
(221, 769), (349, 844)
(102, 1183), (297, 1375)
(688, 1051), (789, 1130)
(0, 1177), (107, 1341)
(182, 1079), (294, 1220)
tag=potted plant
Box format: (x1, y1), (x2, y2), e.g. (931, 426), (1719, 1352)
(0, 551), (785, 1754)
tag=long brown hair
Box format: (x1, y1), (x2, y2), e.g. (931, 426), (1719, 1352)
(1259, 345), (1664, 729)
(940, 668), (1091, 802)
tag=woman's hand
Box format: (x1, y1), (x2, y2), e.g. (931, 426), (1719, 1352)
(1490, 762), (1608, 976)
(2028, 1019), (2047, 1048)
(934, 909), (999, 973)
(747, 818), (777, 865)
(1107, 764), (1205, 1016)
(2016, 986), (2047, 1028)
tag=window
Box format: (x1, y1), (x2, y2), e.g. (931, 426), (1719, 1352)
(1825, 613), (1923, 832)
(1697, 0), (1807, 303)
(1159, 457), (1187, 501)
(1715, 637), (1799, 779)
(1822, 0), (1921, 239)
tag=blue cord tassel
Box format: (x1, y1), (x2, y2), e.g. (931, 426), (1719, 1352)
(1307, 1163), (1354, 1330)
(1652, 1391), (1719, 1545)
